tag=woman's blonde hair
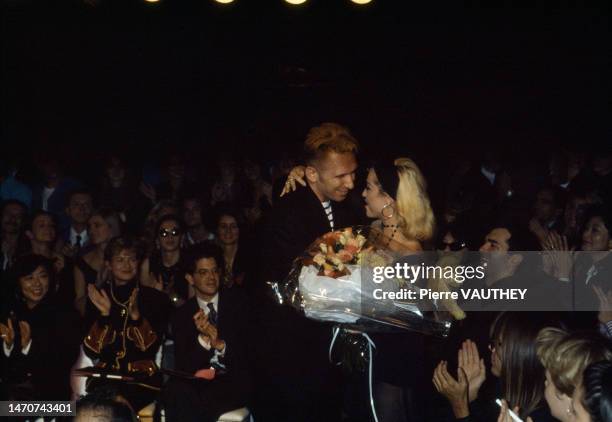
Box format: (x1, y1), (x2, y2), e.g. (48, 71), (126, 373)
(394, 157), (435, 241)
(537, 327), (612, 397)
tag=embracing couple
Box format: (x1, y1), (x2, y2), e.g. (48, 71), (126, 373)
(255, 122), (435, 422)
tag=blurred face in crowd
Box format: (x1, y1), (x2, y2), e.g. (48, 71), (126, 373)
(2, 203), (26, 235)
(307, 151), (357, 203)
(571, 383), (592, 422)
(158, 220), (182, 252)
(107, 249), (138, 284)
(219, 161), (236, 183)
(565, 197), (592, 234)
(217, 215), (239, 246)
(244, 160), (261, 181)
(67, 193), (93, 226)
(106, 157), (126, 188)
(581, 216), (611, 253)
(183, 199), (203, 228)
(30, 214), (56, 244)
(89, 215), (113, 246)
(543, 370), (573, 422)
(534, 189), (558, 222)
(362, 168), (393, 219)
(186, 257), (220, 300)
(41, 159), (60, 183)
(437, 231), (467, 253)
(19, 265), (50, 308)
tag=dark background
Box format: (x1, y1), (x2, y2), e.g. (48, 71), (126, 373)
(1, 0), (609, 165)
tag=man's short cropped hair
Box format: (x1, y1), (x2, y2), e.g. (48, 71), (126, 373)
(303, 122), (359, 165)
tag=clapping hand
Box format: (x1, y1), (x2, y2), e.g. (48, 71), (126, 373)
(433, 361), (469, 418)
(128, 288), (140, 321)
(193, 309), (225, 351)
(19, 321), (31, 350)
(88, 284), (111, 317)
(0, 319), (15, 348)
(458, 339), (486, 402)
(542, 232), (575, 280)
(280, 166), (306, 197)
(594, 285), (612, 324)
(0, 320), (31, 350)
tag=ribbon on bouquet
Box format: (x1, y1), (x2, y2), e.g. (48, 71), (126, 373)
(329, 326), (379, 422)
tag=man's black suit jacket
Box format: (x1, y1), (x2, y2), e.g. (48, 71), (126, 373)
(259, 185), (362, 284)
(172, 290), (250, 378)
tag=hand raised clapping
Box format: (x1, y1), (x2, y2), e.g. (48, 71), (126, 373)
(88, 284), (111, 317)
(0, 319), (31, 350)
(193, 309), (224, 351)
(458, 339), (486, 403)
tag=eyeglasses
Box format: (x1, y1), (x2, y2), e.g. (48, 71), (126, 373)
(437, 240), (467, 251)
(159, 228), (181, 238)
(488, 338), (502, 352)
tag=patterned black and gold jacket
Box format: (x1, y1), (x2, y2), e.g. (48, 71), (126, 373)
(83, 280), (171, 378)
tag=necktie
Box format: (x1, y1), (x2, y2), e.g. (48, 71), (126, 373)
(207, 303), (218, 326)
(75, 234), (82, 248)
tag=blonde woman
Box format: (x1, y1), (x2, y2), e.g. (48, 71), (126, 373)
(361, 157), (434, 252)
(361, 157), (435, 421)
(536, 327), (612, 422)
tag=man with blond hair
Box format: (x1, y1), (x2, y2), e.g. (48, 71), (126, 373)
(254, 122), (362, 421)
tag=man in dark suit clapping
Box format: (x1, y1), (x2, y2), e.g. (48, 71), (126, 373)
(163, 243), (252, 422)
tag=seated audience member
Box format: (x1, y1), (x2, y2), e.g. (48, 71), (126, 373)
(575, 205), (612, 307)
(98, 155), (141, 227)
(573, 360), (612, 422)
(163, 243), (252, 422)
(141, 215), (189, 306)
(17, 211), (73, 304)
(141, 200), (179, 251)
(0, 254), (80, 401)
(591, 149), (612, 204)
(433, 312), (562, 421)
(75, 385), (137, 422)
(563, 187), (602, 248)
(31, 156), (81, 219)
(243, 158), (273, 224)
(436, 217), (471, 252)
(210, 159), (249, 207)
(61, 189), (94, 257)
(1, 200), (27, 273)
(535, 328), (612, 422)
(215, 209), (251, 289)
(74, 209), (122, 316)
(469, 222), (568, 312)
(156, 153), (191, 203)
(529, 185), (566, 246)
(83, 236), (170, 412)
(182, 194), (214, 246)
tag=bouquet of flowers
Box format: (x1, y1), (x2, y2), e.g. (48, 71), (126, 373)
(305, 227), (369, 277)
(272, 225), (452, 337)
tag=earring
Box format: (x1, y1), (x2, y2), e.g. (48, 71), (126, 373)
(381, 203), (394, 219)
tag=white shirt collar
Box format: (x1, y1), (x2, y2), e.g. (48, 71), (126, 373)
(70, 226), (88, 246)
(196, 293), (219, 312)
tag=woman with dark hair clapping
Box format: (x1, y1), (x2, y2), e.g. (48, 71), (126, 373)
(0, 254), (80, 401)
